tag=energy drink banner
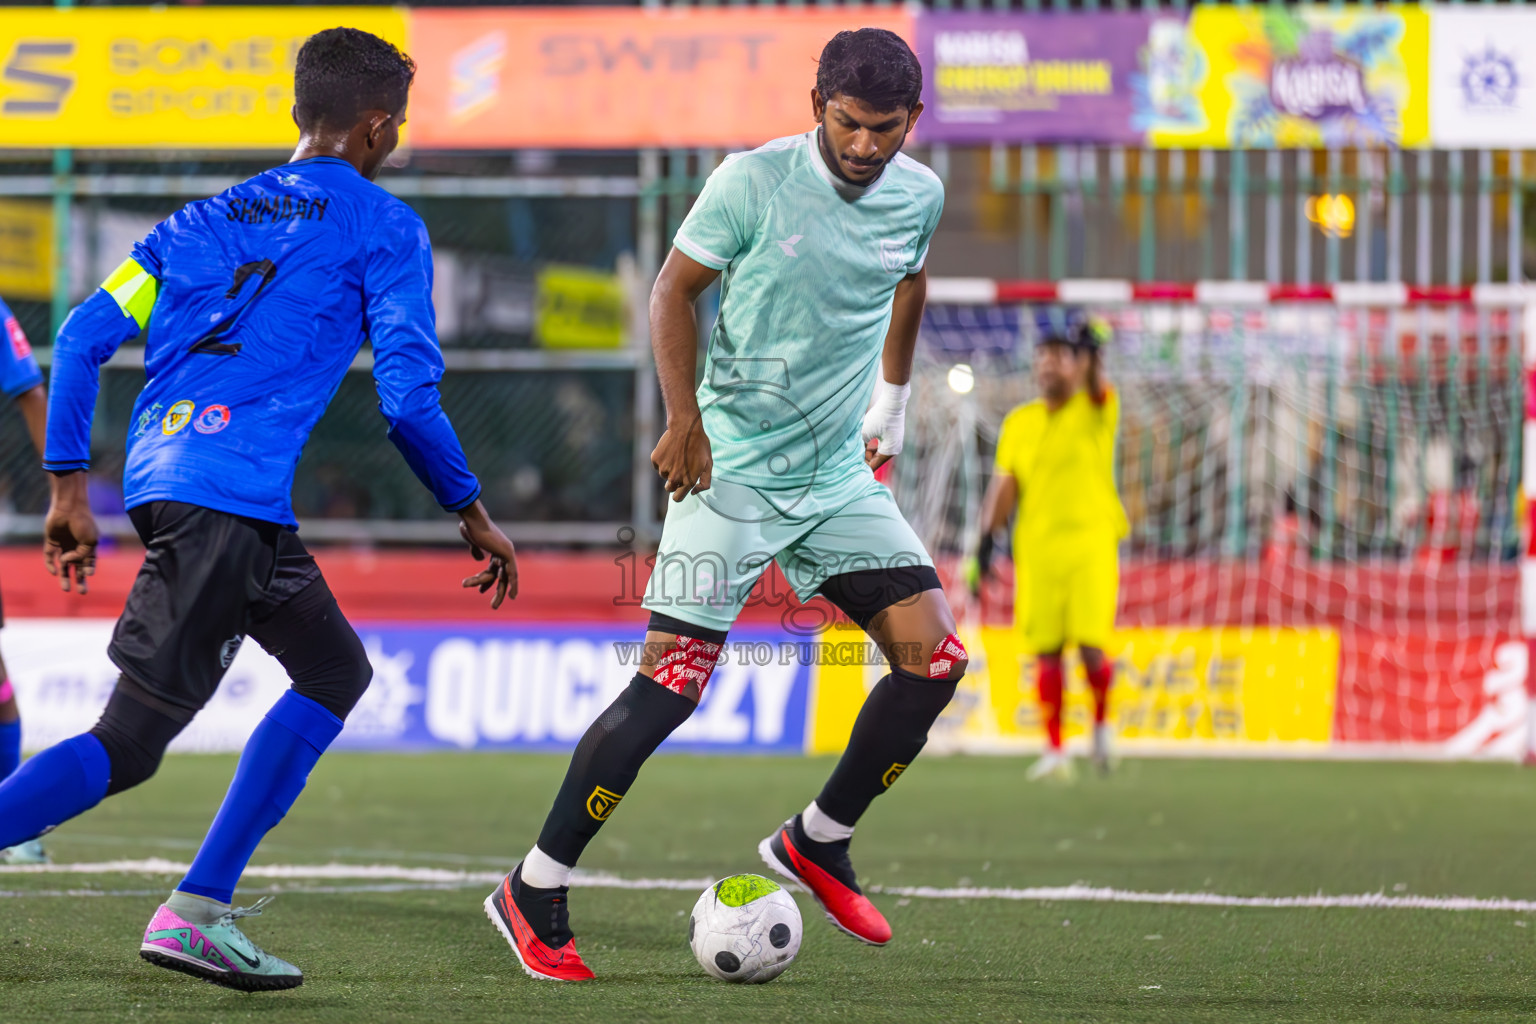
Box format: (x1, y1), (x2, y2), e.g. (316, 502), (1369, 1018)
(1149, 6), (1430, 149)
(0, 8), (407, 148)
(407, 7), (914, 150)
(917, 12), (1165, 145)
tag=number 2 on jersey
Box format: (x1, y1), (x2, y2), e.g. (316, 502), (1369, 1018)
(189, 258), (277, 356)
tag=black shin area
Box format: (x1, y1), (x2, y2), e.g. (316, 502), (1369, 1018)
(535, 671), (698, 866)
(249, 577), (372, 720)
(814, 665), (957, 827)
(88, 677), (189, 797)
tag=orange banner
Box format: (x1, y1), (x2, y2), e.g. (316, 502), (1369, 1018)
(408, 7), (915, 149)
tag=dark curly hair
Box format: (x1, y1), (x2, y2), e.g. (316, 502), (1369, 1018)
(294, 27), (416, 133)
(816, 28), (922, 114)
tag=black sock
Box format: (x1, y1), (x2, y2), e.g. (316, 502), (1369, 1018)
(535, 672), (696, 866)
(814, 667), (957, 827)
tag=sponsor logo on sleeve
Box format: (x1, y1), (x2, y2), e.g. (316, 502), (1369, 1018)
(5, 317), (32, 360)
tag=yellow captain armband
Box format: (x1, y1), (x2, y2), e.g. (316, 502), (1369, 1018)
(101, 258), (158, 330)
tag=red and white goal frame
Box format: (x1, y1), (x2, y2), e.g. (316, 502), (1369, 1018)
(921, 277), (1536, 760)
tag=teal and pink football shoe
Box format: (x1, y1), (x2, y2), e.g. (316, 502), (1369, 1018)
(139, 896), (303, 991)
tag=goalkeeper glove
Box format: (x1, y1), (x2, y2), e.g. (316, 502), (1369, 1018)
(963, 533), (997, 596)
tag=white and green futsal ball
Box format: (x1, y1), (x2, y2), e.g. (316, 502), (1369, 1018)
(688, 873), (802, 983)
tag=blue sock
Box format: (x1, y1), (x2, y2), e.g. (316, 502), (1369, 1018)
(0, 720), (21, 781)
(178, 692), (344, 904)
(0, 733), (110, 848)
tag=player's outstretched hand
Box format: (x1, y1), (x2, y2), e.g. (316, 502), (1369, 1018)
(457, 500), (518, 610)
(43, 471), (98, 595)
(651, 416), (712, 502)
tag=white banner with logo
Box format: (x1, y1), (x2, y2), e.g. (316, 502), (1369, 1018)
(1429, 9), (1536, 149)
(4, 620), (811, 755)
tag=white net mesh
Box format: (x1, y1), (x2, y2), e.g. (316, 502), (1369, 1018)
(898, 300), (1524, 754)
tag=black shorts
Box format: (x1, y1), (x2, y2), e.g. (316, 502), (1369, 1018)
(108, 501), (324, 720)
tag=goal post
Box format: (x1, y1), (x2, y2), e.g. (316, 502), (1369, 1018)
(907, 277), (1532, 760)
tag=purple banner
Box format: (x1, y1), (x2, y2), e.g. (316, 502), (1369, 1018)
(918, 13), (1156, 144)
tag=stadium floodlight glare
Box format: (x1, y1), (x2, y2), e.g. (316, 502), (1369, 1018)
(947, 363), (975, 394)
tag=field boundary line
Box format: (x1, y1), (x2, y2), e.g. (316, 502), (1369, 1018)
(3, 860), (1534, 912)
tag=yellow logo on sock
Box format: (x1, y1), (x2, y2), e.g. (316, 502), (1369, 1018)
(881, 763), (908, 788)
(586, 785), (624, 821)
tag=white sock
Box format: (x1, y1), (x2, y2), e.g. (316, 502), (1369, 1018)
(167, 890), (231, 926)
(801, 800), (854, 844)
(520, 844), (573, 890)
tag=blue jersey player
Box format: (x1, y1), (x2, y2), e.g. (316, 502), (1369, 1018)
(0, 294), (48, 866)
(0, 29), (518, 991)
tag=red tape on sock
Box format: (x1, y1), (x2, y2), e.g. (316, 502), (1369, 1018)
(928, 633), (968, 679)
(0, 678), (12, 704)
(651, 636), (723, 696)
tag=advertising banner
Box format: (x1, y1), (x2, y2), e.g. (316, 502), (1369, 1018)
(1150, 6), (1429, 149)
(917, 12), (1160, 145)
(0, 200), (52, 301)
(0, 8), (408, 148)
(6, 620), (811, 755)
(808, 622), (1339, 756)
(407, 7), (914, 150)
(1428, 9), (1536, 149)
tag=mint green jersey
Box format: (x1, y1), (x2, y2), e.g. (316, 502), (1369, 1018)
(673, 130), (944, 491)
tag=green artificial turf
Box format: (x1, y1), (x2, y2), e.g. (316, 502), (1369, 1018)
(2, 754), (1534, 1023)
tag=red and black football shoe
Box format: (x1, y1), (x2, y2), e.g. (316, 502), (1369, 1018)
(483, 864), (595, 981)
(758, 815), (892, 946)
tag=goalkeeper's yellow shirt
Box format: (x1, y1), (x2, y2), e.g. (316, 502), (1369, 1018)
(995, 388), (1129, 552)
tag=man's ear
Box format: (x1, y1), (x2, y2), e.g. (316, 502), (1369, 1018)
(811, 87), (826, 124)
(364, 113), (389, 148)
(906, 100), (924, 133)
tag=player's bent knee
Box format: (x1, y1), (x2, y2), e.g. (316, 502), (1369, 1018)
(292, 653), (373, 721)
(88, 680), (187, 796)
(644, 612), (729, 701)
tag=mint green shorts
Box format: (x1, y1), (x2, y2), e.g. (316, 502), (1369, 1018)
(642, 469), (934, 632)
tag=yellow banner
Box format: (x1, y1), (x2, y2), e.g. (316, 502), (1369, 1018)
(0, 8), (407, 148)
(807, 623), (1339, 754)
(1150, 6), (1429, 149)
(535, 265), (626, 350)
(0, 200), (52, 301)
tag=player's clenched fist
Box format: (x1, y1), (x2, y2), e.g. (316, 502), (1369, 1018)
(651, 417), (713, 501)
(42, 471), (98, 595)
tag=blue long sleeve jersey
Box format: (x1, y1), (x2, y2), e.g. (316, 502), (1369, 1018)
(43, 156), (480, 529)
(1, 296), (43, 399)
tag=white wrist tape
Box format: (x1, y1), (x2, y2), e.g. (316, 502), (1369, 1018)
(861, 378), (911, 457)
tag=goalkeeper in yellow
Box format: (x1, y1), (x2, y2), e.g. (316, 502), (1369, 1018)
(972, 312), (1127, 779)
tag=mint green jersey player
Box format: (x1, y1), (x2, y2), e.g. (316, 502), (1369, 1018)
(673, 130), (943, 492)
(645, 130), (944, 630)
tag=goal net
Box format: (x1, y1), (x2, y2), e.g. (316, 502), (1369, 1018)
(895, 284), (1527, 759)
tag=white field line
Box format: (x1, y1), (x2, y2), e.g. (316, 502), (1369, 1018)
(2, 860), (1535, 912)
